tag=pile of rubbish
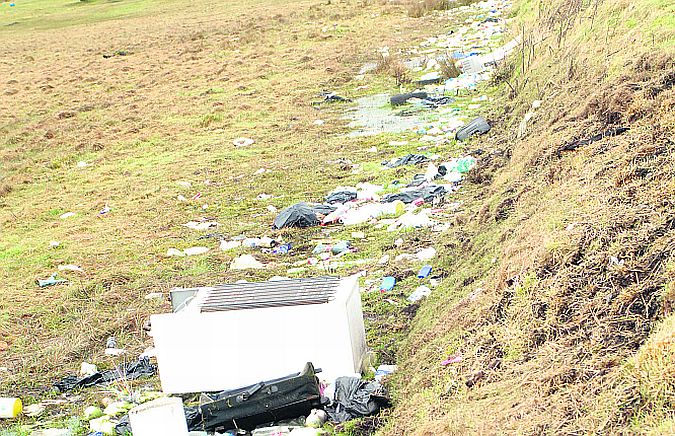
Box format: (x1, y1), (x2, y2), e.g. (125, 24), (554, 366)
(10, 1), (517, 435)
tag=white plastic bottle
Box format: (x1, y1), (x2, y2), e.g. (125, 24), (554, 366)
(0, 398), (22, 418)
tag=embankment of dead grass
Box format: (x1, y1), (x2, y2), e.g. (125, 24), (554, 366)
(386, 0), (675, 434)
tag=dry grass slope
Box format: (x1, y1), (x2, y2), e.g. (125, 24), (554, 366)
(386, 0), (675, 434)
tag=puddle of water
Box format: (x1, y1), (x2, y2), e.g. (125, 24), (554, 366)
(344, 93), (433, 137)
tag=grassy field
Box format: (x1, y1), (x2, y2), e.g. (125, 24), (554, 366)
(1, 0), (474, 432)
(2, 0), (675, 435)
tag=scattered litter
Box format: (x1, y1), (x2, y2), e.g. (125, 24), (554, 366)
(455, 116), (491, 141)
(57, 264), (83, 272)
(80, 362), (98, 376)
(105, 347), (125, 357)
(76, 161), (90, 168)
(306, 409), (328, 428)
(129, 397), (189, 436)
(166, 248), (185, 257)
(230, 254), (264, 270)
(37, 273), (67, 288)
(99, 205), (111, 215)
(325, 377), (390, 423)
(374, 364), (397, 382)
(254, 168), (268, 175)
(176, 181), (192, 188)
(558, 127), (629, 155)
(83, 405), (103, 420)
(54, 358), (156, 393)
(257, 193), (273, 200)
(351, 231), (365, 239)
(417, 265), (432, 278)
(144, 292), (164, 300)
(273, 243), (292, 255)
(390, 91), (428, 106)
(50, 240), (60, 249)
(233, 137), (255, 147)
(380, 276), (396, 292)
(60, 212), (76, 219)
(416, 247), (437, 261)
(220, 240), (242, 251)
(177, 194), (187, 202)
(441, 354), (462, 366)
(378, 254), (390, 265)
(0, 397), (21, 418)
(183, 221), (219, 231)
(313, 119), (325, 126)
(381, 185), (447, 204)
(184, 246), (210, 256)
(191, 192), (202, 200)
(384, 154), (429, 168)
(326, 190), (357, 205)
(313, 91), (351, 105)
(407, 285), (432, 303)
(273, 203), (329, 229)
(90, 415), (116, 434)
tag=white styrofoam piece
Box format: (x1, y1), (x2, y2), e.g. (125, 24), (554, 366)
(129, 397), (188, 436)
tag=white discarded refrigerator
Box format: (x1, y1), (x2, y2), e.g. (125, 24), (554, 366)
(150, 276), (367, 394)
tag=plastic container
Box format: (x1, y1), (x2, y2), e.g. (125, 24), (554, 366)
(380, 276), (396, 292)
(128, 397), (188, 436)
(0, 398), (22, 418)
(417, 265), (433, 278)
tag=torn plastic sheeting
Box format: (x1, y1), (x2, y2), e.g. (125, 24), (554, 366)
(325, 377), (390, 423)
(383, 154), (429, 168)
(54, 358), (156, 393)
(273, 203), (336, 229)
(326, 190), (357, 205)
(389, 91), (428, 106)
(381, 185), (447, 204)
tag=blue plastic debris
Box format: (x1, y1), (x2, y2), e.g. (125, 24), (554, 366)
(417, 265), (432, 278)
(37, 273), (67, 288)
(379, 276), (396, 292)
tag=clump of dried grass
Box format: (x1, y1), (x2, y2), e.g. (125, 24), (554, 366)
(438, 55), (461, 79)
(375, 52), (410, 85)
(406, 0), (450, 18)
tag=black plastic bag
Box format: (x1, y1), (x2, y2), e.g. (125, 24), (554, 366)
(455, 116), (490, 141)
(383, 154), (430, 168)
(54, 358), (156, 393)
(326, 191), (357, 204)
(381, 185), (447, 204)
(273, 203), (319, 229)
(325, 377), (390, 423)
